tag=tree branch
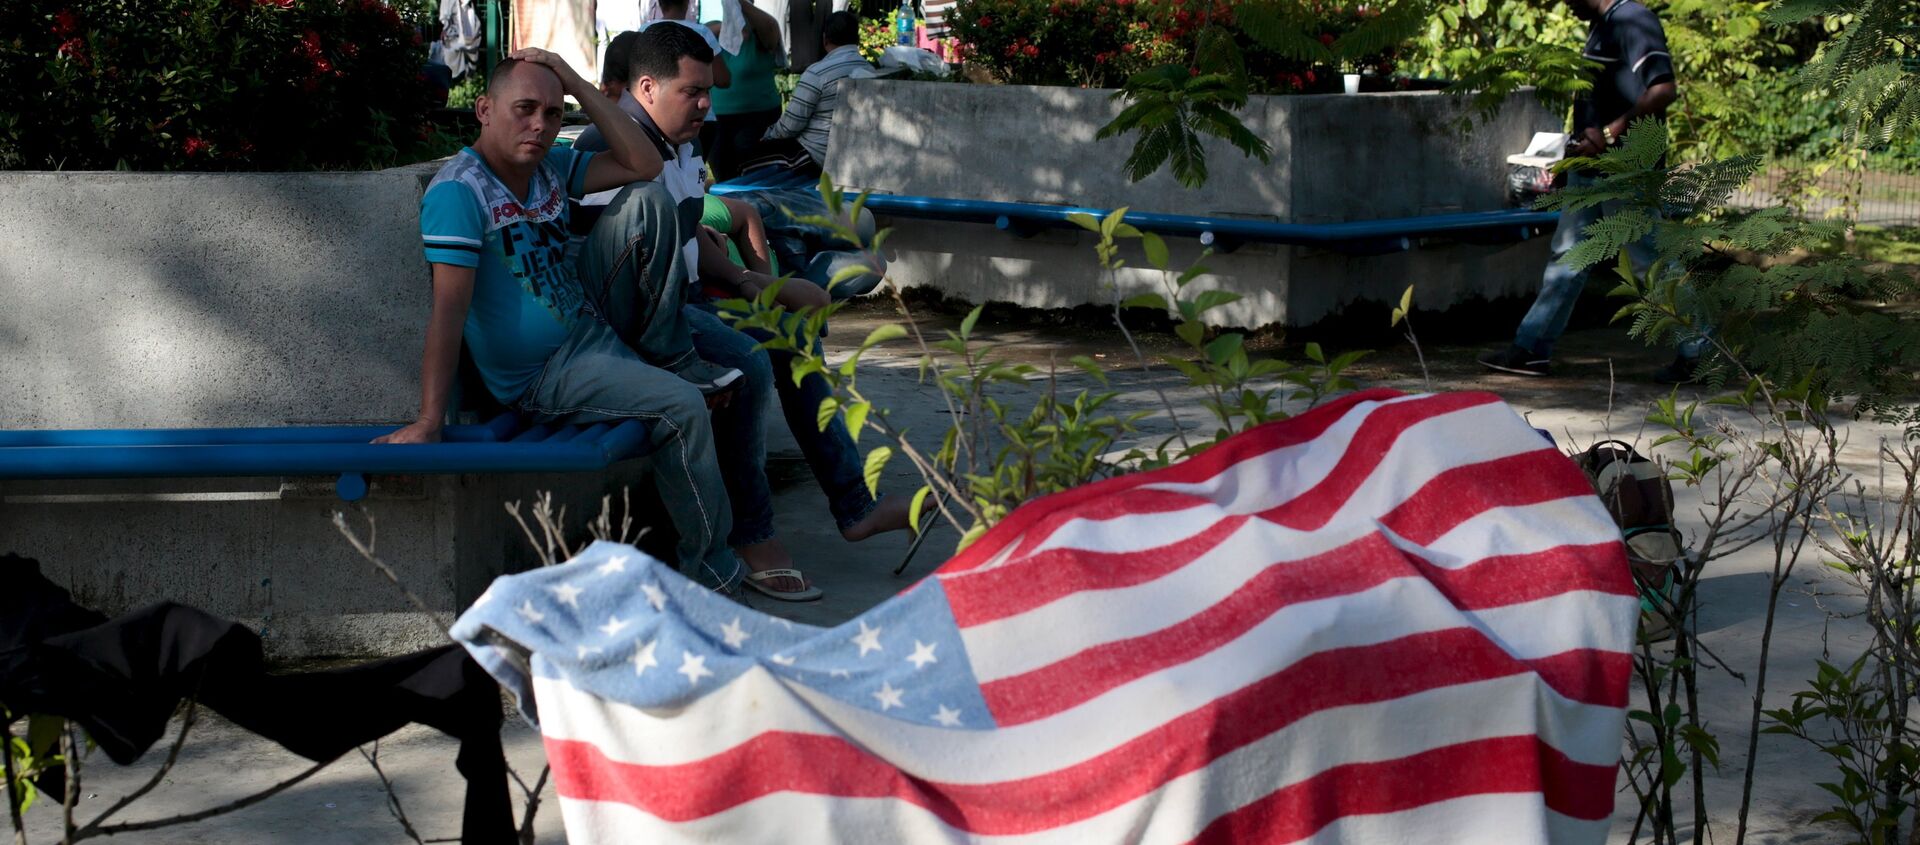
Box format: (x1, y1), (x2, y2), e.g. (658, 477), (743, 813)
(73, 760), (331, 841)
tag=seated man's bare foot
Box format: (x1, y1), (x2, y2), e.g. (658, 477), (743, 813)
(841, 494), (913, 542)
(737, 538), (822, 601)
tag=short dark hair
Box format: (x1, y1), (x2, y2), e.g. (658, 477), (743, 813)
(822, 11), (859, 48)
(630, 22), (715, 84)
(602, 31), (641, 85)
(486, 58), (542, 96)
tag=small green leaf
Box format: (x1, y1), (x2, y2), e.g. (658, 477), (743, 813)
(907, 485), (934, 532)
(960, 305), (984, 340)
(815, 397), (841, 432)
(1066, 212), (1101, 233)
(844, 401), (871, 441)
(1205, 333), (1245, 365)
(863, 445), (893, 498)
(1175, 321), (1207, 348)
(1120, 293), (1169, 311)
(1304, 342), (1325, 363)
(860, 323), (909, 350)
(827, 263), (874, 291)
(1141, 231), (1170, 269)
(1397, 284), (1414, 316)
(1069, 354), (1110, 385)
(1190, 290), (1243, 315)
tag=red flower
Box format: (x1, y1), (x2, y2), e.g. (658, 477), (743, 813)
(52, 9), (78, 36)
(55, 37), (87, 64)
(1303, 70), (1315, 84)
(1120, 43), (1134, 53)
(255, 0), (295, 7)
(1318, 32), (1335, 46)
(1023, 43), (1038, 57)
(181, 136), (210, 157)
(976, 14), (992, 27)
(313, 57), (333, 74)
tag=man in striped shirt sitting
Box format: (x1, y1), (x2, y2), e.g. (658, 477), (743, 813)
(754, 11), (873, 177)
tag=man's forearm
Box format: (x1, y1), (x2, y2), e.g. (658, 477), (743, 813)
(413, 311), (464, 427)
(1608, 81), (1678, 139)
(573, 82), (659, 175)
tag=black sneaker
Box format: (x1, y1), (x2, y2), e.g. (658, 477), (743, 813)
(1477, 344), (1551, 377)
(1652, 356), (1699, 385)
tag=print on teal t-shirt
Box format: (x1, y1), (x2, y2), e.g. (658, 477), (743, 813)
(419, 145), (596, 404)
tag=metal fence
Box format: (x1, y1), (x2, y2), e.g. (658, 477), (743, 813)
(1729, 159), (1920, 229)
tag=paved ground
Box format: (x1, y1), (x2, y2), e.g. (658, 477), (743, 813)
(18, 299), (1915, 844)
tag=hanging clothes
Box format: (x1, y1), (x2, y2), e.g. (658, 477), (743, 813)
(0, 554), (516, 845)
(436, 0), (485, 78)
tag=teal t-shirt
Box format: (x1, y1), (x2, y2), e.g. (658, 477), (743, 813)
(419, 146), (595, 404)
(711, 26), (783, 115)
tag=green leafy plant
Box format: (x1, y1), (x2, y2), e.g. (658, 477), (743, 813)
(1771, 0), (1920, 150)
(1094, 65), (1271, 187)
(1767, 653), (1920, 842)
(723, 175), (1367, 550)
(1541, 117), (1920, 421)
(0, 0), (442, 171)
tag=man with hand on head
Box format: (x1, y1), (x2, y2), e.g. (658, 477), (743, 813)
(379, 50), (746, 590)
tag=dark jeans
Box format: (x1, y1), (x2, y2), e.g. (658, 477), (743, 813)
(517, 180), (747, 589)
(695, 302), (878, 532)
(684, 306), (780, 547)
(709, 108), (782, 182)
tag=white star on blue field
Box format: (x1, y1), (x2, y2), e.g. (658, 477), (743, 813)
(454, 541), (994, 730)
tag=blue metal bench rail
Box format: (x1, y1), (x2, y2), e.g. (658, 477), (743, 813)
(710, 170), (1559, 254)
(0, 415), (652, 502)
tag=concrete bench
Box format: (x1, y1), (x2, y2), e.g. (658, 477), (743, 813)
(713, 168), (1558, 257)
(0, 415), (653, 502)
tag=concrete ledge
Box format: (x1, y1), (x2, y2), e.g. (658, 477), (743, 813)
(0, 161), (693, 658)
(0, 162), (443, 429)
(825, 81), (1558, 327)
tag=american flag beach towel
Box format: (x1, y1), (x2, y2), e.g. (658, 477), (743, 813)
(452, 388), (1637, 843)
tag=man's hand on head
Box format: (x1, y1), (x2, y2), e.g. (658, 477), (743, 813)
(372, 419), (443, 445)
(509, 48), (589, 98)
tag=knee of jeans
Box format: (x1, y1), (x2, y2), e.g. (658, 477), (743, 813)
(654, 379), (708, 431)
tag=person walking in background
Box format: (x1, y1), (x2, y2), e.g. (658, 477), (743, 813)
(1477, 0), (1694, 382)
(708, 0), (787, 180)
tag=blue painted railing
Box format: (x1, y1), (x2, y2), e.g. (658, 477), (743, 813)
(0, 415), (652, 501)
(710, 169), (1559, 254)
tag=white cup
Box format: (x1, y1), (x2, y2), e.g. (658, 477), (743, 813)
(1343, 73), (1361, 95)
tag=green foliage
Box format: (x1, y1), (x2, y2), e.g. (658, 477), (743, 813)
(1766, 653), (1920, 841)
(1439, 44), (1595, 129)
(1553, 117), (1920, 426)
(0, 0), (441, 171)
(724, 174), (1366, 552)
(1773, 0), (1920, 149)
(1095, 65), (1271, 188)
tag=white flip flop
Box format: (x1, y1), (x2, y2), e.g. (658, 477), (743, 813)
(742, 568), (823, 602)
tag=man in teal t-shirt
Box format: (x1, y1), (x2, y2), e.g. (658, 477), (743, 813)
(380, 49), (745, 589)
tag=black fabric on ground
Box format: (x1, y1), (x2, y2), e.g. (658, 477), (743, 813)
(0, 556), (514, 844)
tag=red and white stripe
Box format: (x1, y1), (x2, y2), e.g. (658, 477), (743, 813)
(535, 389), (1635, 843)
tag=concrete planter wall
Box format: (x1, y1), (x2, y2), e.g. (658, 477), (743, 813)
(825, 80), (1562, 328)
(0, 163), (646, 657)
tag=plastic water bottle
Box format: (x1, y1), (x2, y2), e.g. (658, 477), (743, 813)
(895, 0), (915, 46)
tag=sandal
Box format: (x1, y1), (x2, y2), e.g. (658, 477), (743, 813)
(743, 568), (823, 602)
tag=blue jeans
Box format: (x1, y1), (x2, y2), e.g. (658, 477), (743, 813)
(517, 319), (740, 590)
(1515, 172), (1707, 360)
(684, 305), (781, 547)
(696, 303), (878, 531)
